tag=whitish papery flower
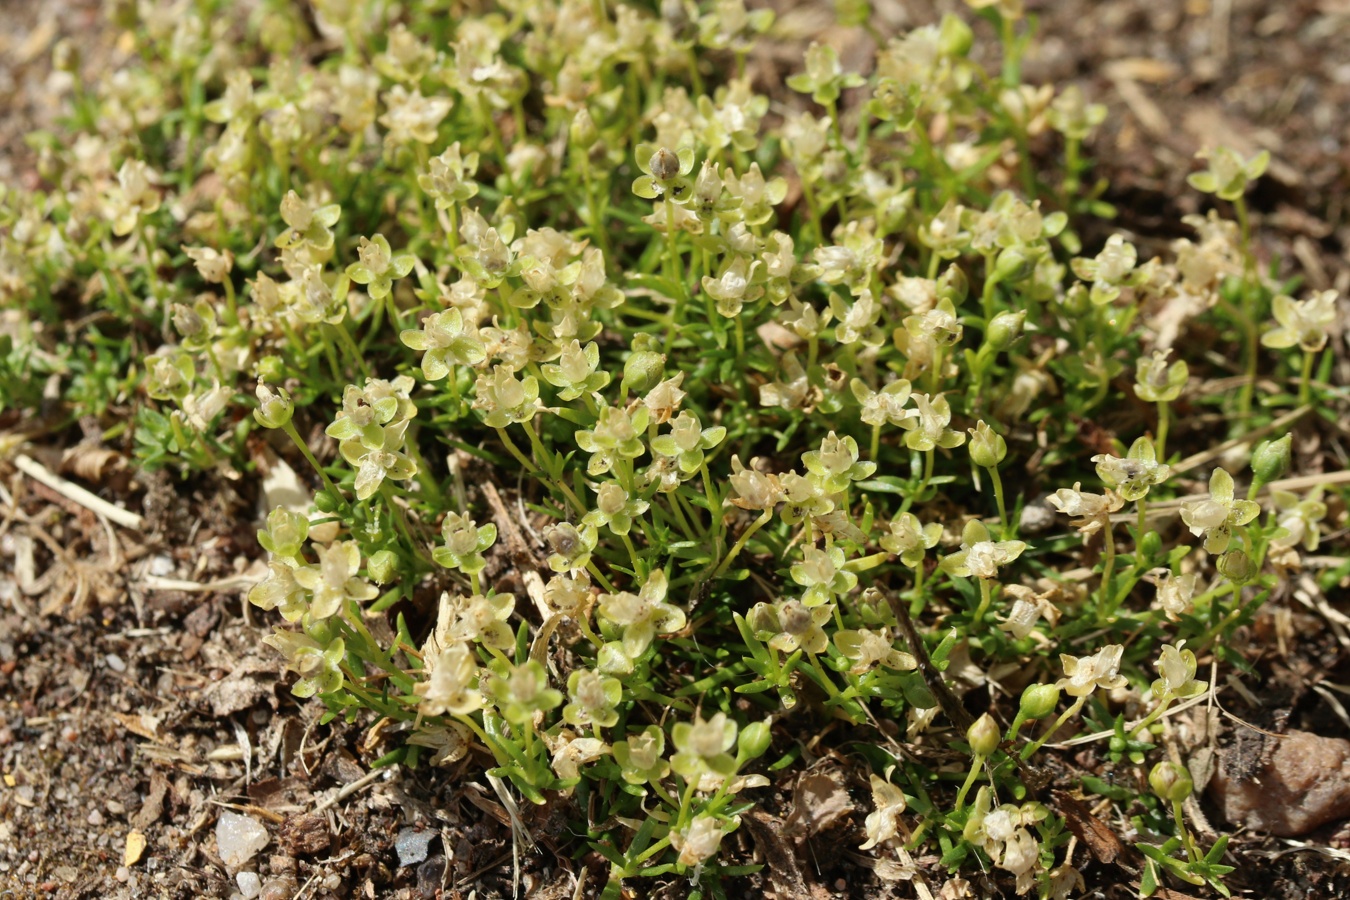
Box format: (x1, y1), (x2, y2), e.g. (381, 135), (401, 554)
(1269, 488), (1328, 551)
(860, 774), (908, 849)
(747, 599), (832, 654)
(597, 570), (686, 661)
(1134, 349), (1188, 403)
(1261, 291), (1338, 354)
(401, 307), (487, 380)
(264, 631), (346, 698)
(1151, 643), (1207, 701)
(851, 377), (914, 427)
(1057, 644), (1127, 698)
(940, 519), (1027, 581)
(415, 641), (483, 717)
(728, 455), (785, 511)
(1154, 570), (1199, 621)
(563, 668), (623, 728)
(472, 365), (542, 428)
(879, 512), (942, 568)
(1179, 468), (1260, 554)
(1047, 482), (1123, 536)
(835, 628), (918, 675)
(485, 658), (562, 726)
(671, 712), (738, 778)
(899, 392), (965, 452)
(790, 542), (857, 607)
(1093, 436), (1169, 502)
(801, 431), (877, 494)
(291, 540), (378, 620)
(671, 814), (731, 868)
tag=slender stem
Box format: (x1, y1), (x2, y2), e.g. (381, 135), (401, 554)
(282, 420), (344, 508)
(1020, 694), (1086, 760)
(711, 510), (772, 579)
(1097, 522), (1118, 624)
(1299, 348), (1315, 405)
(988, 465), (1010, 538)
(494, 427), (539, 475)
(953, 755), (986, 812)
(1127, 695), (1173, 740)
(1156, 400), (1170, 461)
(1174, 799), (1201, 864)
(973, 578), (994, 623)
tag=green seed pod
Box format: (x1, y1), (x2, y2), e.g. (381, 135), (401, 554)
(1019, 683), (1060, 720)
(1217, 548), (1257, 584)
(621, 334), (666, 394)
(968, 421), (1008, 468)
(1138, 530), (1163, 562)
(938, 13), (974, 58)
(967, 712), (1000, 757)
(937, 263), (968, 306)
(1149, 761), (1193, 803)
(253, 381), (295, 430)
(366, 549), (398, 585)
(984, 309), (1026, 352)
(1251, 434), (1292, 484)
(993, 246), (1034, 282)
(737, 719), (773, 762)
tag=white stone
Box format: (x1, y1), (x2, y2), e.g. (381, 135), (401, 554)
(236, 871), (263, 899)
(216, 812), (268, 869)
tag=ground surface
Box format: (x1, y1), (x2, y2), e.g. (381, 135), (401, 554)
(2, 1), (1349, 898)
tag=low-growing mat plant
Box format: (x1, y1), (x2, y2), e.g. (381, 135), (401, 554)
(2, 0), (1347, 897)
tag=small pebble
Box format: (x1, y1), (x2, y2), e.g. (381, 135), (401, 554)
(87, 810), (104, 827)
(395, 828), (436, 867)
(216, 812), (269, 869)
(115, 867), (130, 882)
(236, 871), (262, 899)
(106, 654), (126, 673)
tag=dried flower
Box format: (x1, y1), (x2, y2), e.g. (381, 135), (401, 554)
(859, 774), (908, 849)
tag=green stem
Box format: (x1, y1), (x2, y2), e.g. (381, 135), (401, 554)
(1020, 694), (1086, 760)
(494, 426), (539, 475)
(1299, 348), (1314, 406)
(1156, 400), (1170, 460)
(1096, 521), (1118, 624)
(711, 510), (772, 580)
(973, 578), (995, 623)
(281, 420), (344, 509)
(953, 754), (986, 812)
(988, 465), (1010, 538)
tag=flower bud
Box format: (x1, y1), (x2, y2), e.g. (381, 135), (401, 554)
(968, 421), (1008, 468)
(993, 246), (1034, 282)
(253, 381), (295, 429)
(1149, 761), (1193, 803)
(936, 263), (968, 306)
(938, 13), (974, 57)
(1019, 683), (1060, 720)
(622, 335), (667, 394)
(366, 549), (398, 585)
(569, 108), (598, 149)
(737, 719), (773, 762)
(967, 712), (1000, 757)
(257, 355), (285, 382)
(1217, 548), (1257, 584)
(1138, 530), (1163, 562)
(1252, 434), (1291, 484)
(984, 309), (1026, 352)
